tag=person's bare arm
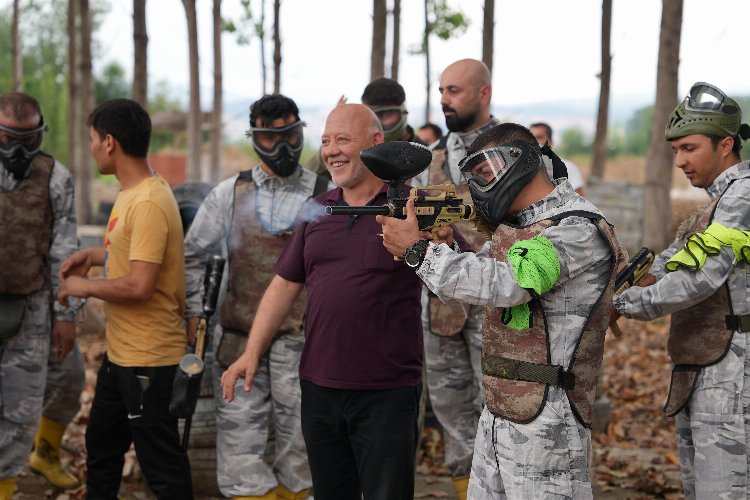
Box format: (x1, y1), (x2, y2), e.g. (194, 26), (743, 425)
(221, 275), (304, 402)
(58, 259), (160, 306)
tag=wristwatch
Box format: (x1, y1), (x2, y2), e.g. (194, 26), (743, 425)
(403, 239), (430, 269)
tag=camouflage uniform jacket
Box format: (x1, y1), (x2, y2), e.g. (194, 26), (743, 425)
(184, 165), (329, 319)
(615, 161), (750, 416)
(614, 161), (750, 321)
(417, 180), (615, 415)
(0, 156), (78, 321)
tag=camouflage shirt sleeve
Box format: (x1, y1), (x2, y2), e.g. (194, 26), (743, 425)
(615, 180), (750, 320)
(49, 161), (79, 321)
(183, 177), (235, 316)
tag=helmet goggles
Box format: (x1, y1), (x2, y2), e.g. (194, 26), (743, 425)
(459, 145), (525, 192)
(0, 117), (46, 154)
(245, 120), (306, 156)
(685, 82), (739, 116)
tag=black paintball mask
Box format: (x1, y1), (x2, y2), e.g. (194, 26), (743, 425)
(0, 115), (46, 180)
(459, 139), (542, 229)
(245, 120), (306, 177)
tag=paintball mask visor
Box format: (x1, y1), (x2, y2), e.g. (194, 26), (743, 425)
(685, 82), (739, 115)
(459, 144), (524, 192)
(0, 116), (46, 154)
(246, 120), (306, 156)
(369, 104), (408, 141)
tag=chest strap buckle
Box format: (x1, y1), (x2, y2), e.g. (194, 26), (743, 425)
(481, 353), (575, 390)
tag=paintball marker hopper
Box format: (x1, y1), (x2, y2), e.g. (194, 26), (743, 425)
(359, 141), (432, 182)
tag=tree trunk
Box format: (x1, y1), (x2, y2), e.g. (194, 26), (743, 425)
(78, 0), (94, 224)
(390, 0), (400, 81)
(182, 0), (202, 181)
(260, 0), (267, 95)
(590, 0), (612, 180)
(11, 0), (22, 91)
(482, 0), (494, 73)
(370, 0), (386, 81)
(210, 0), (222, 183)
(132, 0), (148, 107)
(273, 0), (281, 94)
(423, 0), (431, 124)
(642, 0), (683, 250)
(67, 0), (79, 211)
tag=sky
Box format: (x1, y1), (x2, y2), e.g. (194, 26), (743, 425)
(7, 0), (750, 134)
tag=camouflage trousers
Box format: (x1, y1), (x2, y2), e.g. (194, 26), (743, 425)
(213, 329), (311, 497)
(43, 339), (85, 426)
(468, 388), (593, 500)
(674, 332), (750, 500)
(0, 292), (50, 479)
(423, 296), (483, 478)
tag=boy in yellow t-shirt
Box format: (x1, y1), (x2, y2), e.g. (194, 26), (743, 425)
(58, 99), (192, 499)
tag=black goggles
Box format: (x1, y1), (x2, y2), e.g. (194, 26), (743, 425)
(246, 120), (305, 151)
(458, 145), (524, 191)
(0, 116), (47, 150)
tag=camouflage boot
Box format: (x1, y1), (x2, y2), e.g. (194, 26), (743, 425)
(28, 416), (79, 488)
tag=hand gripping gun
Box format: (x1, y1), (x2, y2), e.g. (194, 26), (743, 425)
(169, 255), (225, 450)
(610, 247), (655, 337)
(324, 141), (475, 237)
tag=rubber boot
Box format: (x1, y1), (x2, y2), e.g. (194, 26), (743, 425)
(275, 484), (311, 500)
(452, 475), (469, 500)
(232, 491), (277, 500)
(0, 477), (17, 500)
(28, 416), (79, 488)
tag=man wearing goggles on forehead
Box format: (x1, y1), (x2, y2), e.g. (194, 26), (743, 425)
(184, 94), (329, 500)
(613, 82), (750, 499)
(0, 92), (81, 497)
(379, 123), (624, 499)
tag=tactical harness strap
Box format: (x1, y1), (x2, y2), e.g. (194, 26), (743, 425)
(481, 352), (575, 390)
(726, 314), (750, 332)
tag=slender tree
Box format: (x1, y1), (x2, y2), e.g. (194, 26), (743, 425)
(414, 0), (469, 123)
(210, 0), (222, 182)
(370, 0), (386, 81)
(259, 0), (267, 94)
(11, 0), (22, 91)
(590, 0), (612, 180)
(182, 0), (202, 181)
(273, 0), (281, 94)
(390, 0), (400, 81)
(132, 0), (148, 107)
(78, 0), (93, 224)
(67, 0), (79, 198)
(642, 0), (683, 250)
(482, 0), (494, 73)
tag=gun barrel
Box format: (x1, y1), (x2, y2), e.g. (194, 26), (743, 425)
(325, 205), (392, 216)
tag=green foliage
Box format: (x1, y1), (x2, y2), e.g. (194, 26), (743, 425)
(224, 0), (260, 46)
(557, 126), (591, 157)
(409, 0), (470, 54)
(95, 61), (130, 104)
(622, 105), (653, 156)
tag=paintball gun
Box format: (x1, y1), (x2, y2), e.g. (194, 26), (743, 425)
(610, 247), (655, 337)
(169, 254), (225, 450)
(324, 141), (475, 238)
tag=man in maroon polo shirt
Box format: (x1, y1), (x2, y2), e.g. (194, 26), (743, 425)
(221, 103), (440, 500)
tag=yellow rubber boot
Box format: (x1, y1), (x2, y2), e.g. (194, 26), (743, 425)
(28, 416), (79, 488)
(232, 491), (277, 500)
(452, 475), (469, 500)
(0, 477), (17, 500)
(275, 484), (311, 500)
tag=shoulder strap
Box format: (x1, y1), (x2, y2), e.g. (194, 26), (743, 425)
(312, 174), (329, 197)
(548, 210), (602, 223)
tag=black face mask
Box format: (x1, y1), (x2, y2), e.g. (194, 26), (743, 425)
(0, 116), (46, 180)
(246, 120), (306, 177)
(459, 140), (541, 230)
